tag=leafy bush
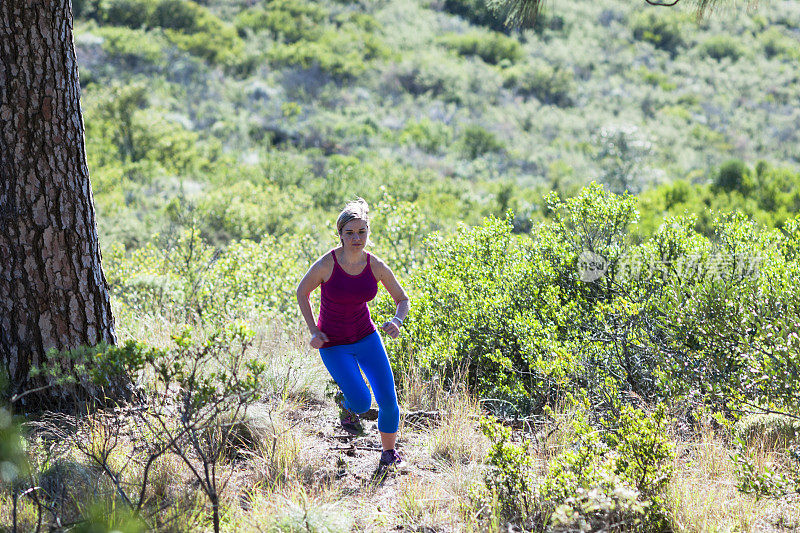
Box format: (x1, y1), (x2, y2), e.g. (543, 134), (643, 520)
(733, 438), (800, 498)
(477, 405), (673, 530)
(734, 413), (800, 449)
(605, 406), (675, 508)
(640, 164), (800, 235)
(391, 51), (471, 103)
(31, 324), (266, 533)
(398, 118), (453, 154)
(155, 0), (243, 64)
(479, 418), (534, 521)
(95, 26), (166, 66)
(713, 159), (754, 193)
(84, 83), (204, 176)
(93, 0), (243, 64)
(438, 31), (522, 65)
(459, 124), (504, 159)
(759, 27), (798, 59)
(234, 0), (327, 43)
(0, 406), (28, 485)
(594, 124), (652, 194)
(502, 61), (574, 106)
(195, 180), (314, 242)
(268, 26), (390, 80)
(97, 0), (157, 28)
(700, 35), (744, 61)
(105, 228), (317, 325)
(243, 3), (390, 80)
(441, 0), (508, 32)
(72, 0), (98, 18)
(630, 11), (686, 57)
(541, 406), (674, 530)
(380, 215), (571, 408)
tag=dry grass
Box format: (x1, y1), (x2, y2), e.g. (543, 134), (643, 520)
(401, 364), (447, 412)
(225, 486), (353, 532)
(251, 322), (329, 402)
(11, 393), (800, 533)
(114, 309), (177, 349)
(13, 313), (800, 532)
(427, 389), (487, 465)
(668, 426), (800, 532)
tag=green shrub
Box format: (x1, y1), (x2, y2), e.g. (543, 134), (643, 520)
(606, 405), (675, 506)
(663, 179), (691, 208)
(733, 438), (800, 498)
(72, 0), (99, 18)
(541, 406), (674, 531)
(459, 124), (504, 159)
(438, 31), (522, 65)
(714, 159), (753, 193)
(196, 180), (312, 242)
(700, 35), (744, 61)
(479, 418), (534, 520)
(398, 118), (453, 154)
(234, 0), (327, 42)
(72, 503), (146, 533)
(442, 0), (508, 32)
(95, 26), (166, 65)
(268, 26), (390, 80)
(379, 215), (572, 408)
(0, 406), (28, 485)
(759, 27), (797, 59)
(502, 62), (574, 106)
(93, 0), (244, 64)
(393, 51), (470, 103)
(155, 0), (243, 64)
(105, 228), (317, 325)
(150, 0), (202, 31)
(630, 11), (685, 56)
(734, 413), (800, 449)
(638, 66), (677, 91)
(97, 0), (157, 28)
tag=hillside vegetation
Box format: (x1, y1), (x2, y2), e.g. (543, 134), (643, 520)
(2, 0), (800, 531)
(67, 0), (800, 247)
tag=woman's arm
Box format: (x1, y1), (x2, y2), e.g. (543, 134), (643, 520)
(296, 257), (330, 348)
(372, 257), (409, 339)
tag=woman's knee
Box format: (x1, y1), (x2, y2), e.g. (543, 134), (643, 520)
(377, 401), (400, 433)
(377, 395), (400, 421)
(344, 387), (372, 414)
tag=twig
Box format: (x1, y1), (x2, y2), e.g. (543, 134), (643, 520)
(739, 402), (800, 422)
(331, 445), (383, 451)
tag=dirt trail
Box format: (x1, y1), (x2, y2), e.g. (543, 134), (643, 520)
(286, 400), (471, 532)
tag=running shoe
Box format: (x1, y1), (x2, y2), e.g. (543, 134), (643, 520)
(335, 391), (364, 434)
(379, 449), (406, 470)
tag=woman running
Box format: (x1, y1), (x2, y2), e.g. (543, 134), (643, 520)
(296, 198), (409, 469)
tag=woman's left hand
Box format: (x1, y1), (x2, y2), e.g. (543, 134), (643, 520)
(380, 318), (401, 338)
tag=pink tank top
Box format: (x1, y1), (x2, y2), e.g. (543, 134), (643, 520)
(317, 250), (378, 348)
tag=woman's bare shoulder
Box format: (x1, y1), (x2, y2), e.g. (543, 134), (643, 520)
(314, 250), (335, 280)
(368, 252), (391, 278)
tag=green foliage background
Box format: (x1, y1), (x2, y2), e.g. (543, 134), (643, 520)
(72, 0), (800, 417)
(72, 0), (800, 251)
(9, 1), (800, 528)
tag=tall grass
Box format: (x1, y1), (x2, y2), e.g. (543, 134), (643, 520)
(667, 425), (800, 532)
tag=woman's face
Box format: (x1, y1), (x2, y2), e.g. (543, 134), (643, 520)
(340, 219), (369, 249)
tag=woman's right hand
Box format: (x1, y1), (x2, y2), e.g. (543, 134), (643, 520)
(309, 330), (330, 349)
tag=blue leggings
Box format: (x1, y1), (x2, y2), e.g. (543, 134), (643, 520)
(319, 331), (400, 433)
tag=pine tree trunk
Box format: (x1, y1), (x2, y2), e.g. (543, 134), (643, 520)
(0, 0), (117, 407)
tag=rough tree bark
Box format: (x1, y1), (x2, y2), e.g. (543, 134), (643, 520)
(0, 0), (116, 406)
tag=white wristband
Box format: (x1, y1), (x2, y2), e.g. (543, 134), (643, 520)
(391, 316), (403, 328)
